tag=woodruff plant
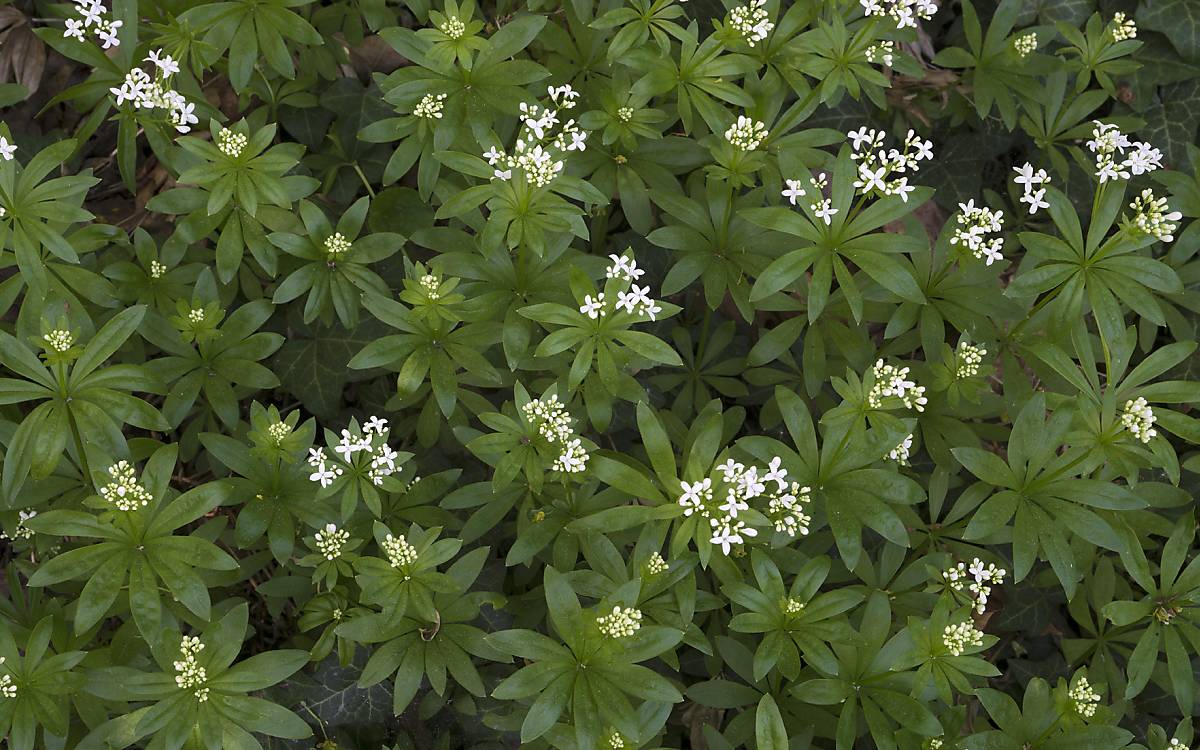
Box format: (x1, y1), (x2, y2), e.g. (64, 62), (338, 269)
(1, 0), (1199, 748)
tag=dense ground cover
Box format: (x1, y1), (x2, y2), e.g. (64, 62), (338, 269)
(1, 0), (1200, 748)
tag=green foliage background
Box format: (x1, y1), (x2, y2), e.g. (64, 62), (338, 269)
(0, 0), (1199, 748)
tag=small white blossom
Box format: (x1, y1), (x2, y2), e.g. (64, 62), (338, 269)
(725, 115), (768, 151)
(951, 199), (1005, 265)
(596, 606), (642, 638)
(1127, 189), (1181, 243)
(1068, 676), (1101, 718)
(99, 461), (154, 511)
(865, 41), (895, 66)
(314, 523), (350, 560)
(1012, 32), (1038, 57)
(552, 438), (590, 473)
(43, 329), (74, 353)
(173, 636), (209, 702)
(0, 136), (16, 161)
(729, 0), (774, 46)
(943, 620), (984, 656)
(943, 558), (1006, 614)
(579, 293), (606, 319)
(0, 658), (14, 698)
(860, 0), (938, 30)
(439, 16), (466, 39)
(868, 359), (928, 412)
(812, 198), (838, 225)
(781, 179), (806, 205)
(644, 552), (669, 575)
(218, 129), (248, 157)
(1110, 12), (1137, 42)
(1121, 397), (1156, 443)
(888, 434), (913, 464)
(1020, 187), (1050, 215)
(955, 341), (987, 378)
(383, 533), (419, 568)
(414, 93), (447, 119)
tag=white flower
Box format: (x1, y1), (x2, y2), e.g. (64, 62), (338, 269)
(782, 179), (807, 205)
(96, 20), (122, 48)
(1011, 162), (1049, 190)
(483, 146), (504, 164)
(679, 478), (713, 516)
(943, 620), (984, 655)
(1019, 187), (1049, 214)
(218, 129), (248, 157)
(955, 341), (987, 378)
(951, 200), (1005, 265)
(1068, 676), (1101, 718)
(888, 434), (913, 463)
(710, 520), (757, 555)
(724, 115), (768, 151)
(314, 523), (351, 560)
(729, 0), (774, 46)
(173, 636), (209, 702)
(812, 198), (838, 225)
(579, 293), (606, 319)
(854, 164), (888, 194)
(99, 461), (154, 511)
(762, 456), (788, 490)
(596, 606), (642, 638)
(1110, 12), (1137, 42)
(1012, 32), (1038, 57)
(1127, 189), (1181, 243)
(64, 17), (87, 40)
(364, 415), (389, 434)
(1121, 396), (1156, 443)
(552, 438), (590, 473)
(309, 463), (340, 488)
(382, 532), (419, 568)
(146, 49), (180, 76)
(414, 93), (447, 119)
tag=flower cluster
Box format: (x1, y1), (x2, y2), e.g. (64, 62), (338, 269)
(943, 558), (1007, 614)
(847, 127), (933, 203)
(606, 730), (626, 749)
(0, 658), (14, 699)
(419, 274), (440, 300)
(868, 359), (928, 412)
(578, 251), (664, 321)
(109, 50), (197, 134)
(43, 329), (74, 353)
(324, 231), (352, 262)
(865, 41), (895, 66)
(1068, 676), (1100, 718)
(1085, 121), (1162, 183)
(729, 0), (774, 47)
(150, 260), (167, 279)
(644, 552), (669, 576)
(382, 532), (418, 569)
(1126, 189), (1181, 243)
(173, 636), (209, 702)
(484, 86), (587, 187)
(1121, 397), (1156, 443)
(266, 420), (292, 445)
(725, 115), (769, 151)
(0, 509), (36, 541)
(783, 598), (806, 615)
(1012, 162), (1051, 215)
(522, 394), (591, 474)
(314, 524), (351, 560)
(1169, 740), (1190, 750)
(888, 434), (913, 464)
(439, 16), (466, 38)
(679, 457), (811, 556)
(955, 341), (986, 378)
(860, 0), (938, 29)
(596, 606), (642, 638)
(307, 417), (400, 488)
(217, 129), (247, 157)
(951, 199), (1005, 266)
(942, 620), (984, 656)
(414, 93), (447, 119)
(781, 172), (838, 226)
(99, 461), (154, 511)
(1012, 32), (1038, 57)
(1110, 12), (1137, 42)
(63, 0), (122, 48)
